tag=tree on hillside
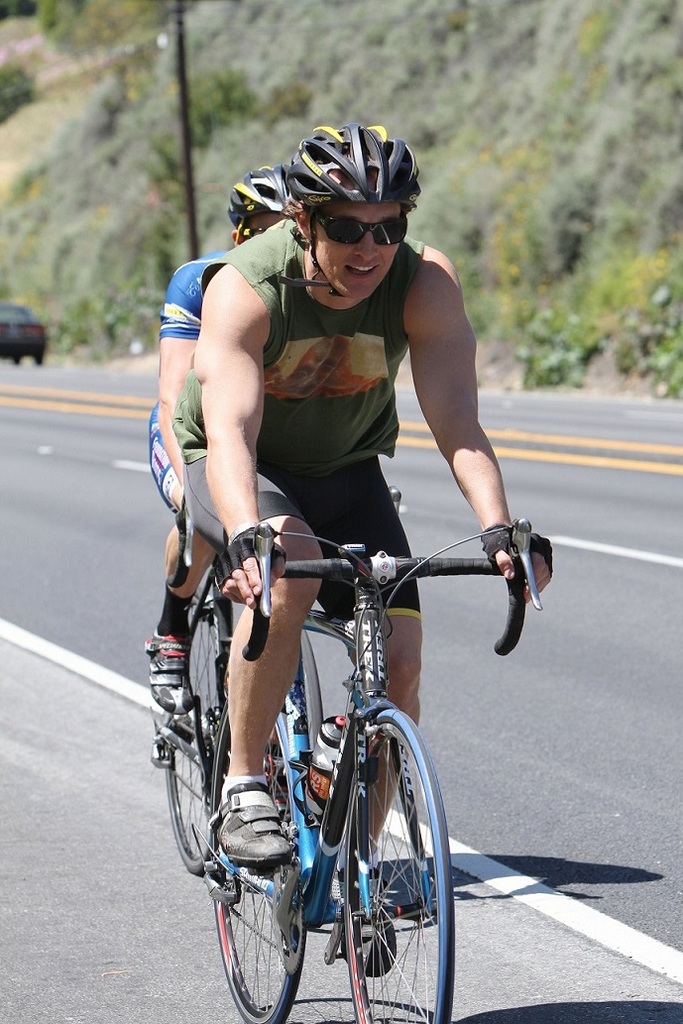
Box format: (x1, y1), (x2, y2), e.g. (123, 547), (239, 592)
(0, 0), (37, 18)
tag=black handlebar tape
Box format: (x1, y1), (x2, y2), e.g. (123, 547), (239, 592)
(242, 604), (270, 661)
(494, 560), (526, 656)
(284, 558), (352, 581)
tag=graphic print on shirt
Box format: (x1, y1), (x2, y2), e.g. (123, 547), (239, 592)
(161, 303), (202, 331)
(264, 333), (388, 400)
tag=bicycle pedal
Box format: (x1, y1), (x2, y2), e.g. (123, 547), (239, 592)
(150, 737), (171, 768)
(204, 867), (237, 906)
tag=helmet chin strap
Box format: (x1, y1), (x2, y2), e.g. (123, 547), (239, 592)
(278, 218), (342, 296)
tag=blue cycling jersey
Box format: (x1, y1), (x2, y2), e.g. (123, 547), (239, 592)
(159, 249), (227, 342)
(151, 249), (227, 507)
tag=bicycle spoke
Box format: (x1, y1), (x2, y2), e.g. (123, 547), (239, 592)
(344, 711), (455, 1024)
(165, 588), (225, 875)
(211, 712), (303, 1024)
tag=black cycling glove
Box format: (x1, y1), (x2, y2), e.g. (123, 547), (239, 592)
(481, 524), (553, 576)
(215, 526), (286, 588)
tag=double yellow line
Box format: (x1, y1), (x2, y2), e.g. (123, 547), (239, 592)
(0, 384), (151, 420)
(2, 383), (682, 476)
(398, 420), (683, 476)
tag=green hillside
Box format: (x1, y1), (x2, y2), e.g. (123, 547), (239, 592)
(1, 0), (682, 395)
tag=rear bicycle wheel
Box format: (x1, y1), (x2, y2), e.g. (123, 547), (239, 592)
(344, 709), (455, 1024)
(211, 710), (304, 1024)
(165, 584), (229, 875)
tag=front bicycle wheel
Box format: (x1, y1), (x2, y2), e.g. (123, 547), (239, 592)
(344, 709), (455, 1024)
(165, 587), (229, 875)
(211, 710), (304, 1024)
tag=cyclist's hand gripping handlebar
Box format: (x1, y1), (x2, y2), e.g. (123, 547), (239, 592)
(241, 517), (547, 660)
(493, 517), (543, 656)
(242, 522), (275, 662)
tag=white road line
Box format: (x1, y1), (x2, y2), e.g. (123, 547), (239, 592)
(552, 535), (683, 569)
(2, 615), (683, 986)
(0, 618), (152, 710)
(113, 459), (149, 473)
(451, 841), (683, 985)
(626, 410), (683, 423)
(103, 474), (683, 573)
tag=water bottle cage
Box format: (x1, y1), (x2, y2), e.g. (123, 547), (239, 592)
(290, 752), (319, 826)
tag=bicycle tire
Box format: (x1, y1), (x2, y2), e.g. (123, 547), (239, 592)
(165, 586), (229, 875)
(300, 629), (322, 745)
(211, 710), (304, 1024)
(344, 708), (455, 1024)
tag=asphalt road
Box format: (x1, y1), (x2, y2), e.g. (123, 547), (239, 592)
(1, 362), (682, 1020)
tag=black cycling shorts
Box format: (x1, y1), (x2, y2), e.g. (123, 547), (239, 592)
(184, 455), (420, 621)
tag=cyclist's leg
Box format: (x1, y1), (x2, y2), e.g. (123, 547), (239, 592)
(359, 613), (423, 856)
(185, 457), (320, 868)
(385, 611), (422, 722)
(210, 709), (305, 1024)
(148, 541), (215, 714)
(147, 404), (208, 711)
(225, 510), (319, 777)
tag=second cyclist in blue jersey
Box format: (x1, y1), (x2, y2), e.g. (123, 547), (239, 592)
(146, 165), (290, 714)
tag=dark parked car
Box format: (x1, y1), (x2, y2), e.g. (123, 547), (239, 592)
(0, 302), (47, 365)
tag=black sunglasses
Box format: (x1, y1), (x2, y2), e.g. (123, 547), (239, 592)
(315, 213), (407, 245)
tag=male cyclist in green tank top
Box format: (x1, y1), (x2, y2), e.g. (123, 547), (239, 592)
(177, 226), (422, 473)
(173, 123), (553, 871)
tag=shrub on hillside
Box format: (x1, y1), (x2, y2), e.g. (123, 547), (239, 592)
(0, 64), (34, 123)
(263, 81), (312, 126)
(617, 287), (683, 396)
(38, 0), (161, 47)
(515, 308), (601, 389)
(52, 285), (157, 359)
(190, 68), (259, 148)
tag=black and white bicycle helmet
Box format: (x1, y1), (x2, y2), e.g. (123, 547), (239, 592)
(228, 164), (290, 227)
(286, 124), (420, 209)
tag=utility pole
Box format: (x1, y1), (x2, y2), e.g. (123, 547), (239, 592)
(174, 0), (199, 259)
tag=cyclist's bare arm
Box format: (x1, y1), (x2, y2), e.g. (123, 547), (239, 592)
(404, 246), (550, 596)
(193, 265), (274, 609)
(158, 335), (197, 486)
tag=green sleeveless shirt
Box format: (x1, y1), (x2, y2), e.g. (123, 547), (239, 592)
(174, 221), (424, 477)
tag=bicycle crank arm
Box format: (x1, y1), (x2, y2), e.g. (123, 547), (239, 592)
(324, 916), (345, 965)
(274, 861), (304, 975)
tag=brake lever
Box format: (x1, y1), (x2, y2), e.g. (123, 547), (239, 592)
(254, 521), (275, 618)
(511, 517), (543, 611)
(184, 515), (194, 568)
